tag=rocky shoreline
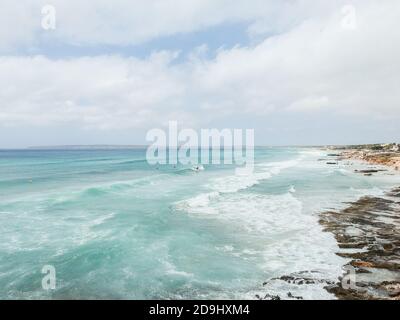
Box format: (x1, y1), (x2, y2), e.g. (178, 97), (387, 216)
(330, 143), (400, 171)
(320, 143), (400, 299)
(258, 144), (400, 300)
(320, 189), (400, 299)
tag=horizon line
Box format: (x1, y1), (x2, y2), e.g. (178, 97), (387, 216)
(0, 142), (398, 150)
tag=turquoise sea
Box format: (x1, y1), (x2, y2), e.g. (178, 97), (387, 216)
(1, 147), (399, 299)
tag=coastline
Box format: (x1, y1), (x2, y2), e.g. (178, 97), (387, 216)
(334, 143), (400, 171)
(320, 144), (400, 299)
(2, 146), (399, 299)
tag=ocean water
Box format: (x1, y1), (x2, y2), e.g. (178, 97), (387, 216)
(1, 147), (399, 300)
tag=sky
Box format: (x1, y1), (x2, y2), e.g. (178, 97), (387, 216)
(0, 0), (399, 148)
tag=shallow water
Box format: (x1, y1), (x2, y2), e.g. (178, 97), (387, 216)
(1, 147), (399, 299)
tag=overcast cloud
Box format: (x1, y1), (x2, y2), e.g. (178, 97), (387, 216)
(0, 0), (399, 147)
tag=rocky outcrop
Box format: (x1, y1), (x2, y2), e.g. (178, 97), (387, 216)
(341, 151), (400, 170)
(330, 143), (400, 171)
(319, 189), (400, 300)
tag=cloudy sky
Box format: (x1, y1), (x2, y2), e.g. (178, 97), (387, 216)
(0, 0), (399, 148)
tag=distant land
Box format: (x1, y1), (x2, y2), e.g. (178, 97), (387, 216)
(28, 145), (148, 150)
(26, 145), (335, 150)
(1, 143), (397, 150)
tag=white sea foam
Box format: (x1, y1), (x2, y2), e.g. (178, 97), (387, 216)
(349, 186), (385, 197)
(176, 157), (304, 224)
(191, 165), (204, 172)
(176, 189), (345, 298)
(207, 158), (301, 194)
(163, 260), (194, 278)
(175, 192), (220, 215)
(298, 148), (326, 157)
(208, 172), (271, 193)
(177, 192), (303, 233)
(174, 152), (349, 299)
(258, 158), (301, 171)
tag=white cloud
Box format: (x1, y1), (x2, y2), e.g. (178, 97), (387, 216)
(0, 53), (186, 129)
(0, 1), (38, 52)
(0, 0), (351, 50)
(0, 0), (400, 134)
(0, 0), (271, 50)
(192, 0), (400, 117)
(288, 96), (330, 112)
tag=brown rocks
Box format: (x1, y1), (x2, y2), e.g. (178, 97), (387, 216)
(354, 169), (385, 174)
(352, 261), (375, 268)
(338, 146), (400, 171)
(319, 188), (400, 300)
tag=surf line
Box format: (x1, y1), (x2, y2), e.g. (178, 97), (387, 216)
(149, 304), (183, 318)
